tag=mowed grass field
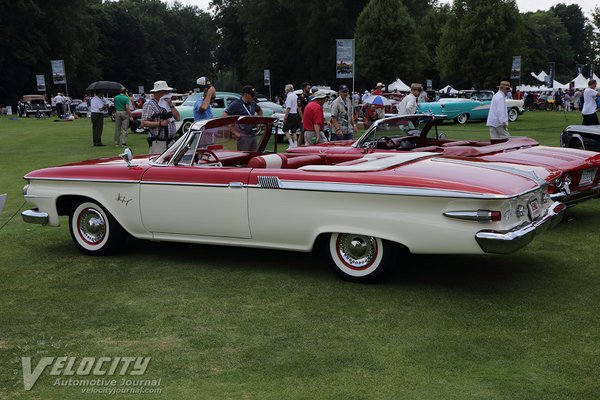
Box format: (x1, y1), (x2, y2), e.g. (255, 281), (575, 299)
(0, 111), (599, 399)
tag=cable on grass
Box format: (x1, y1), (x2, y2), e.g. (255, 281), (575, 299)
(0, 201), (26, 233)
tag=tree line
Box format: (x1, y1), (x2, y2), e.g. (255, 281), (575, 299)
(0, 0), (598, 106)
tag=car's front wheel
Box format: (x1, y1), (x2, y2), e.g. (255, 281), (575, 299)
(326, 233), (396, 282)
(508, 108), (519, 122)
(69, 201), (126, 256)
(454, 113), (468, 124)
(180, 120), (193, 134)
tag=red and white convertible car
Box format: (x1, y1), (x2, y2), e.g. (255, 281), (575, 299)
(289, 114), (600, 207)
(22, 116), (564, 282)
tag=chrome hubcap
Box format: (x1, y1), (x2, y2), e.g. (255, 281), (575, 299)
(338, 234), (377, 269)
(78, 208), (106, 244)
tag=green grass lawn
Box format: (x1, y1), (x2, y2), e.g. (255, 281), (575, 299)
(1, 112), (599, 399)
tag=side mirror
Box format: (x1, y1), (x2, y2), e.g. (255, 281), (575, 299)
(119, 148), (133, 167)
(439, 133), (447, 140)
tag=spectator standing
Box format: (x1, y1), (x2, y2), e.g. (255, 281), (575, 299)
(54, 93), (65, 117)
(193, 76), (216, 122)
(554, 89), (564, 111)
(397, 83), (422, 115)
(302, 91), (328, 145)
(330, 84), (356, 141)
(113, 89), (131, 147)
(223, 85), (263, 151)
(296, 82), (311, 146)
(564, 91), (572, 112)
(486, 80), (511, 138)
(141, 80), (180, 154)
(581, 79), (600, 125)
(282, 84), (300, 148)
(90, 90), (107, 146)
(372, 82), (385, 96)
(573, 90), (582, 110)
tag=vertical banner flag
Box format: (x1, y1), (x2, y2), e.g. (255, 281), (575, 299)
(591, 65), (594, 79)
(546, 62), (555, 88)
(426, 80), (433, 91)
(510, 56), (521, 80)
(50, 60), (66, 84)
(336, 39), (354, 79)
(263, 69), (271, 86)
(138, 86), (145, 94)
(36, 75), (46, 92)
(577, 64), (582, 75)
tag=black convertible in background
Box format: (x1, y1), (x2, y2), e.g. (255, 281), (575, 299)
(561, 125), (600, 152)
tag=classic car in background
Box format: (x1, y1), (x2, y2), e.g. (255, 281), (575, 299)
(175, 92), (274, 135)
(21, 116), (565, 282)
(0, 193), (6, 215)
(288, 114), (600, 206)
(418, 90), (524, 124)
(561, 125), (600, 152)
(20, 94), (52, 117)
(74, 98), (115, 119)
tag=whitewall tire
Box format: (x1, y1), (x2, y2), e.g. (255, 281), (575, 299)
(327, 233), (396, 282)
(508, 108), (519, 122)
(69, 201), (125, 256)
(454, 113), (468, 124)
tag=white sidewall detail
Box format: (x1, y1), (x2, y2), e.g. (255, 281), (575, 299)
(71, 202), (110, 252)
(329, 233), (384, 278)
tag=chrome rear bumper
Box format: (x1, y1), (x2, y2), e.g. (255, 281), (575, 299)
(550, 183), (600, 207)
(22, 209), (49, 225)
(475, 201), (565, 254)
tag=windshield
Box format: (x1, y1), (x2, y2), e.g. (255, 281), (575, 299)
(357, 115), (431, 148)
(180, 93), (201, 106)
(153, 116), (277, 167)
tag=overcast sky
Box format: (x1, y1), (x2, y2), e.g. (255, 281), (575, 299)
(170, 0), (598, 15)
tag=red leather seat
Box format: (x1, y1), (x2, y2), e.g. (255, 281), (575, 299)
(247, 154), (288, 168)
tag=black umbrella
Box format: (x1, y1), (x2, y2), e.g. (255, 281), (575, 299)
(86, 81), (126, 92)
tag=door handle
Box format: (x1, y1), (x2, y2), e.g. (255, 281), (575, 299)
(228, 182), (244, 188)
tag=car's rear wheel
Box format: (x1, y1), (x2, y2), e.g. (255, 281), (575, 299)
(454, 113), (468, 124)
(508, 108), (519, 122)
(326, 233), (396, 282)
(69, 201), (125, 256)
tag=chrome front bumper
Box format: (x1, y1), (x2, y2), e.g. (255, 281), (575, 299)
(475, 201), (565, 254)
(22, 209), (49, 225)
(550, 183), (600, 207)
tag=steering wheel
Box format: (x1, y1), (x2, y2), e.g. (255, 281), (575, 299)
(195, 149), (220, 165)
(397, 136), (418, 150)
(376, 136), (395, 149)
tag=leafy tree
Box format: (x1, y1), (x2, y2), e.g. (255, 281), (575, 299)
(355, 0), (428, 88)
(521, 11), (573, 83)
(549, 3), (591, 68)
(437, 0), (523, 88)
(420, 3), (452, 86)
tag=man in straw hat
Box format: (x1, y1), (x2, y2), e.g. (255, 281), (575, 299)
(486, 80), (511, 139)
(141, 80), (180, 154)
(302, 91), (329, 145)
(397, 83), (423, 115)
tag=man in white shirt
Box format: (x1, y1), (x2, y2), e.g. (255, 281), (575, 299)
(581, 79), (599, 125)
(486, 80), (511, 139)
(397, 83), (422, 115)
(54, 93), (65, 117)
(90, 90), (107, 146)
(282, 84), (300, 148)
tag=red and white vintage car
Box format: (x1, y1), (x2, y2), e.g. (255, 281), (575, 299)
(22, 116), (565, 282)
(289, 114), (600, 207)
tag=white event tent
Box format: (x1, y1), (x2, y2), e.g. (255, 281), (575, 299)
(571, 73), (589, 89)
(387, 78), (410, 92)
(438, 85), (459, 94)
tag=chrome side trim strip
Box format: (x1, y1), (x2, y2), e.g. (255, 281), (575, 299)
(140, 181), (230, 188)
(444, 210), (494, 222)
(26, 177), (139, 184)
(277, 180), (515, 199)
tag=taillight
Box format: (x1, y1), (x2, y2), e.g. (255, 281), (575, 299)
(444, 210), (502, 222)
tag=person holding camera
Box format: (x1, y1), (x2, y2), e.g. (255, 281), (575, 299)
(193, 76), (216, 122)
(141, 80), (180, 154)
